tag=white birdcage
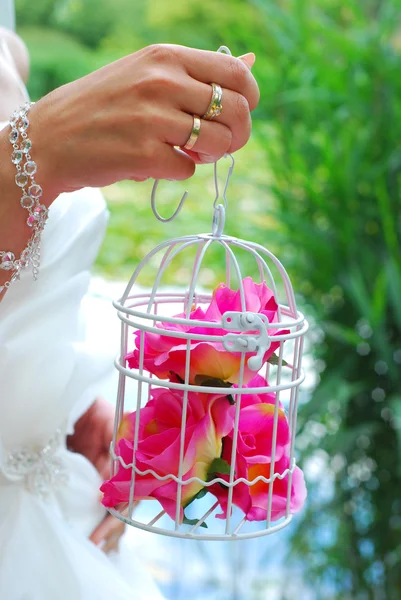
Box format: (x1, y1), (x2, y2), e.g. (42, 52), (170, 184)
(105, 154), (309, 541)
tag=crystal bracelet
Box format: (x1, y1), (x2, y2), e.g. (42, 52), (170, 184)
(0, 102), (48, 295)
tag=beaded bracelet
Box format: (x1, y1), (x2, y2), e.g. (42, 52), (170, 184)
(0, 102), (48, 295)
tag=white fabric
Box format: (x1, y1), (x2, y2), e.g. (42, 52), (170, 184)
(0, 0), (15, 30)
(0, 125), (166, 598)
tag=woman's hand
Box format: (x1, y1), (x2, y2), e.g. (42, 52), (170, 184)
(67, 397), (115, 480)
(0, 44), (258, 294)
(28, 45), (259, 200)
(67, 398), (127, 553)
(89, 513), (126, 554)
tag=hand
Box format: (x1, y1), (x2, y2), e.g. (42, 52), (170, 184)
(27, 44), (259, 200)
(67, 397), (115, 480)
(67, 398), (127, 553)
(89, 513), (126, 554)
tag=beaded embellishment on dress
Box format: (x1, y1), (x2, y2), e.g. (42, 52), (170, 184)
(2, 428), (68, 499)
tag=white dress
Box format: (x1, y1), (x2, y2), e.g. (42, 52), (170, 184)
(0, 118), (166, 599)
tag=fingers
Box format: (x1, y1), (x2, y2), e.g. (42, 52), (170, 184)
(95, 453), (112, 481)
(102, 536), (120, 554)
(177, 84), (251, 154)
(238, 53), (256, 70)
(89, 514), (126, 553)
(89, 514), (111, 545)
(146, 45), (260, 112)
(126, 45), (258, 176)
(145, 144), (196, 181)
(166, 110), (232, 162)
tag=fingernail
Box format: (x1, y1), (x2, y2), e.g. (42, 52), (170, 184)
(238, 53), (256, 69)
(199, 154), (217, 164)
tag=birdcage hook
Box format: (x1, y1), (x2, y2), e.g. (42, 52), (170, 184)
(150, 179), (188, 223)
(211, 153), (235, 237)
(151, 45), (234, 226)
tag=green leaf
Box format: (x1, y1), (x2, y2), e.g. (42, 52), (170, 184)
(387, 259), (401, 330)
(370, 268), (388, 328)
(322, 321), (361, 347)
(182, 515), (208, 529)
(267, 353), (289, 366)
(346, 269), (371, 320)
(207, 457), (231, 478)
(194, 375), (233, 388)
(389, 395), (401, 474)
(193, 487), (208, 500)
(183, 486), (208, 510)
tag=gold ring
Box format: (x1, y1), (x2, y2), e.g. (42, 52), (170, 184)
(183, 114), (201, 150)
(203, 83), (223, 120)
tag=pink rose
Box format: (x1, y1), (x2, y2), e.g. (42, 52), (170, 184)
(209, 375), (307, 521)
(126, 277), (288, 385)
(100, 387), (235, 521)
(211, 450), (307, 522)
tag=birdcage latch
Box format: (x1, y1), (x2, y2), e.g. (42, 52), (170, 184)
(222, 311), (271, 371)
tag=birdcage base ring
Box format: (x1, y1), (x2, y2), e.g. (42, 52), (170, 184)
(106, 507), (293, 541)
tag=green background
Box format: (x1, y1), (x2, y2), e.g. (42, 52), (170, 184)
(14, 1), (401, 598)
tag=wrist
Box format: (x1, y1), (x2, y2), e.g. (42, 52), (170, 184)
(26, 99), (62, 204)
(0, 103), (59, 212)
(0, 103), (58, 293)
(0, 127), (20, 213)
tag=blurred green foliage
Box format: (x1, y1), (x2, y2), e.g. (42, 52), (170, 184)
(15, 0), (401, 598)
(252, 3), (401, 599)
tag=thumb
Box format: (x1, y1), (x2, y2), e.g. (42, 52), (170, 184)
(238, 52), (256, 69)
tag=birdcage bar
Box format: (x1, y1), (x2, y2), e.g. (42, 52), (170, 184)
(174, 339), (192, 530)
(108, 447), (301, 538)
(116, 287), (305, 321)
(115, 303), (306, 333)
(110, 448), (298, 490)
(111, 507), (296, 541)
(147, 300), (159, 397)
(287, 330), (303, 434)
(115, 310), (307, 342)
(145, 237), (197, 313)
(251, 241), (297, 317)
(229, 239), (283, 317)
(249, 240), (299, 316)
(111, 317), (131, 478)
(265, 337), (286, 528)
(126, 327), (146, 519)
(217, 241), (248, 309)
(113, 358), (305, 396)
(225, 352), (246, 534)
(184, 241), (211, 317)
(121, 236), (197, 305)
(119, 291), (304, 318)
(146, 238), (212, 314)
(148, 509), (166, 527)
(285, 334), (305, 518)
(188, 502), (220, 534)
(232, 515), (248, 536)
(225, 248), (232, 287)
